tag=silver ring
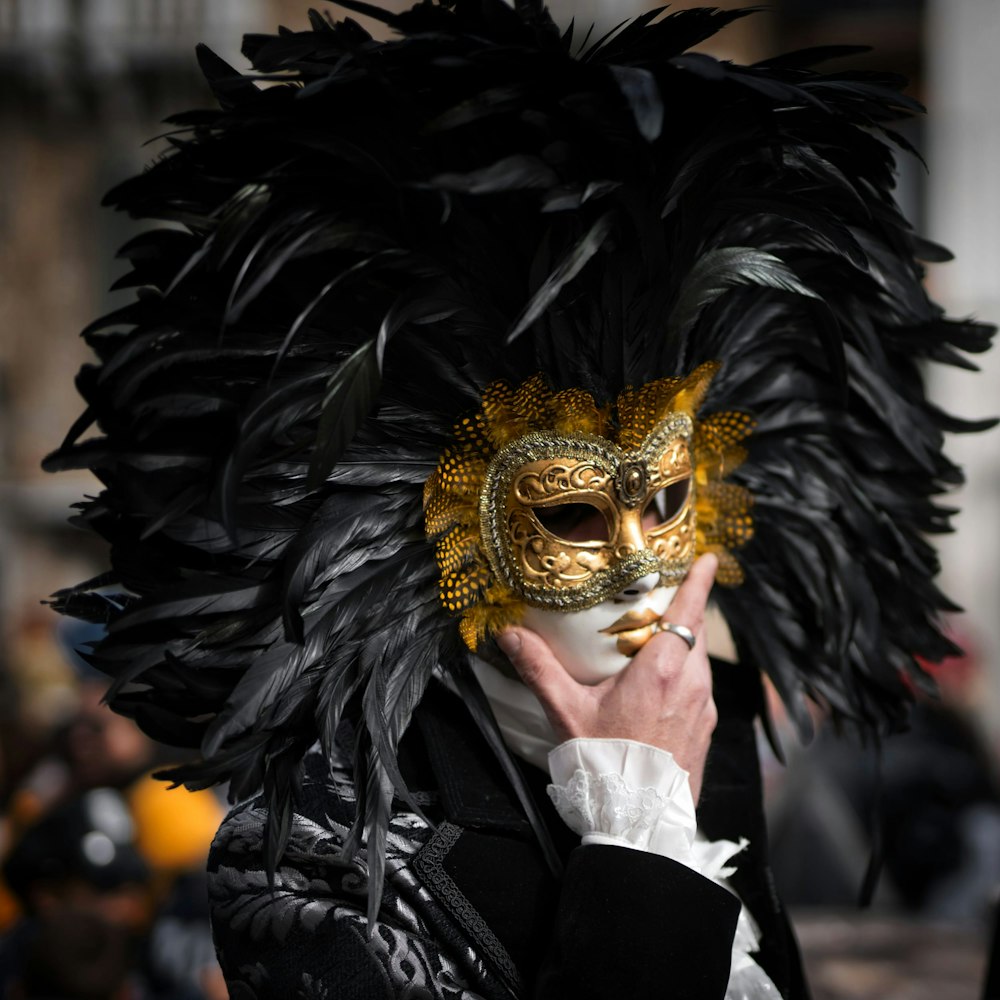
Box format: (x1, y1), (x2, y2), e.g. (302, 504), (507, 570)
(656, 621), (696, 651)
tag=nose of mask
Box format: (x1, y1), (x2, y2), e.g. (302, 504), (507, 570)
(616, 572), (661, 599)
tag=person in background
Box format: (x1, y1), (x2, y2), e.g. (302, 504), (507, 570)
(1, 639), (226, 999)
(10, 909), (134, 1000)
(0, 789), (152, 998)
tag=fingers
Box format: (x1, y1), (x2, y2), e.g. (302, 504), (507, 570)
(496, 555), (718, 736)
(661, 553), (718, 640)
(620, 554), (717, 679)
(496, 627), (581, 734)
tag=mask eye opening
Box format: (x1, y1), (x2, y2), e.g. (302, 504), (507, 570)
(643, 477), (691, 529)
(532, 501), (611, 543)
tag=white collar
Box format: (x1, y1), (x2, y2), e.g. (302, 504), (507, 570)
(470, 657), (558, 773)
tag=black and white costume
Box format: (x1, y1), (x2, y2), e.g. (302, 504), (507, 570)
(210, 662), (807, 999)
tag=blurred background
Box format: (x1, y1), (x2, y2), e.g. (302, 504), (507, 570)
(0, 1), (997, 999)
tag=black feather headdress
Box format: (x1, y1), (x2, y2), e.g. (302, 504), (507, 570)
(46, 0), (994, 923)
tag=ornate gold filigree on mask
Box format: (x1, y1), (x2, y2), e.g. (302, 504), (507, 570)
(423, 362), (754, 650)
(481, 412), (696, 610)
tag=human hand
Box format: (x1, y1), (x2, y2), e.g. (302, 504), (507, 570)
(496, 554), (718, 802)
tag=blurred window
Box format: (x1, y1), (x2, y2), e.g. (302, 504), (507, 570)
(0, 0), (264, 70)
(782, 0), (922, 10)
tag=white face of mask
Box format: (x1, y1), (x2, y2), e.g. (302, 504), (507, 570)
(520, 573), (678, 685)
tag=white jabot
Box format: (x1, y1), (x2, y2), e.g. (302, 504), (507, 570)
(470, 658), (558, 770)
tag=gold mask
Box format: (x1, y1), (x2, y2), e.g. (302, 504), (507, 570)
(424, 362), (754, 650)
(480, 413), (696, 610)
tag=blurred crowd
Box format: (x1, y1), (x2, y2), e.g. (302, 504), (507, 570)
(763, 634), (1000, 928)
(0, 621), (227, 1000)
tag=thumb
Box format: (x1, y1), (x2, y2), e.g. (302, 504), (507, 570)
(496, 627), (581, 732)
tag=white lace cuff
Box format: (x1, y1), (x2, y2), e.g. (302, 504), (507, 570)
(546, 738), (698, 864)
(546, 738), (782, 999)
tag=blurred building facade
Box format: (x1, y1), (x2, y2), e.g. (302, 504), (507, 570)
(925, 0), (1000, 741)
(0, 0), (263, 732)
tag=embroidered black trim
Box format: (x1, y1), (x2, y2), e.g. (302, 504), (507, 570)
(412, 823), (523, 996)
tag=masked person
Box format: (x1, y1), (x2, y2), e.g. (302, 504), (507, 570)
(45, 2), (995, 998)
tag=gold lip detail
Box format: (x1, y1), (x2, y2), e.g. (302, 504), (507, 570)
(599, 607), (662, 657)
(600, 607), (662, 635)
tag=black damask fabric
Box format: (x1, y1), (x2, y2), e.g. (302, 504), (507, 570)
(210, 745), (502, 1000)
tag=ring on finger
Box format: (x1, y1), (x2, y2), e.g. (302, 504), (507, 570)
(655, 621), (696, 651)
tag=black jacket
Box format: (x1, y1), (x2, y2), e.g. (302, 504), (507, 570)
(208, 659), (809, 999)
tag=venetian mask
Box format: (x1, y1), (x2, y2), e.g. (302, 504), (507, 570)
(480, 410), (696, 611)
(424, 361), (754, 652)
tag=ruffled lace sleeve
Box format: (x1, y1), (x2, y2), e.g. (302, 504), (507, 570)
(546, 738), (784, 1000)
(547, 738), (698, 864)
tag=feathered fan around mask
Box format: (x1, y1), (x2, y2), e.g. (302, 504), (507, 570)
(45, 0), (994, 925)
